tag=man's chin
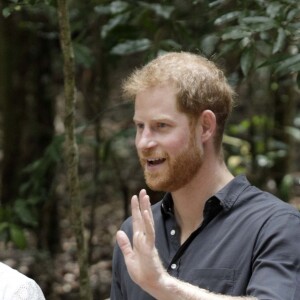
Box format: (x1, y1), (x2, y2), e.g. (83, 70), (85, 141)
(145, 176), (168, 192)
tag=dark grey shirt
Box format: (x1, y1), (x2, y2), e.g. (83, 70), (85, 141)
(110, 175), (300, 299)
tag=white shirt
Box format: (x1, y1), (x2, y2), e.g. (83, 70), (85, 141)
(0, 262), (45, 300)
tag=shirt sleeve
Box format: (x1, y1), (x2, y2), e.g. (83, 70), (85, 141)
(11, 279), (45, 300)
(247, 212), (300, 300)
(110, 242), (126, 300)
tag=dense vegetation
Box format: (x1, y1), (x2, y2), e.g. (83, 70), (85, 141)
(0, 0), (299, 299)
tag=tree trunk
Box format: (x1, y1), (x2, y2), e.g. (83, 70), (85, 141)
(56, 0), (92, 299)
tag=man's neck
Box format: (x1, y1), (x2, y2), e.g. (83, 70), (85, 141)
(171, 160), (234, 244)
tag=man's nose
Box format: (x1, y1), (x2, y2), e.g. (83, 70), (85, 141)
(136, 129), (157, 150)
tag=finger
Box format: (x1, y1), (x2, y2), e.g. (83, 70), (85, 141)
(116, 230), (134, 258)
(139, 189), (147, 200)
(131, 195), (144, 234)
(140, 193), (154, 226)
(143, 209), (155, 245)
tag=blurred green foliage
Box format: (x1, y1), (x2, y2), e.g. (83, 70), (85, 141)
(1, 0), (299, 252)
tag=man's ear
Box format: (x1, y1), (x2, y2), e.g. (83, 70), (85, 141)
(200, 110), (217, 143)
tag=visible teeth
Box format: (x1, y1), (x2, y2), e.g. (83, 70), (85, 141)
(148, 158), (162, 162)
(147, 158), (165, 165)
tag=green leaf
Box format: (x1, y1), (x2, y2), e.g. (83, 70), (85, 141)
(159, 39), (181, 50)
(285, 126), (300, 141)
(110, 38), (151, 55)
(95, 1), (128, 15)
(297, 72), (300, 89)
(242, 16), (275, 24)
(287, 22), (300, 31)
(109, 1), (129, 14)
(240, 47), (254, 76)
(214, 11), (241, 25)
(275, 53), (300, 74)
(209, 0), (226, 8)
(139, 2), (174, 19)
(258, 53), (290, 69)
(2, 7), (12, 17)
(242, 16), (277, 32)
(0, 222), (9, 233)
(266, 2), (282, 19)
(94, 5), (111, 15)
(9, 224), (27, 249)
(14, 200), (38, 227)
(73, 43), (94, 68)
(286, 8), (300, 22)
(221, 28), (252, 40)
(272, 28), (286, 54)
(101, 12), (130, 38)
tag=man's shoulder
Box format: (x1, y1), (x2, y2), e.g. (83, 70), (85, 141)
(246, 185), (299, 215)
(234, 183), (300, 227)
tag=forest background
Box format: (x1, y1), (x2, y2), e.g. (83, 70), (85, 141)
(0, 0), (300, 299)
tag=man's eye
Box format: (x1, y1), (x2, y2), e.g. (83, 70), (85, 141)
(136, 123), (144, 129)
(157, 123), (167, 128)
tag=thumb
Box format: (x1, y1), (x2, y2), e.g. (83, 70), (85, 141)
(116, 230), (133, 258)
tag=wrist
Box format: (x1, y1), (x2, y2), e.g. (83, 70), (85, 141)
(143, 270), (171, 299)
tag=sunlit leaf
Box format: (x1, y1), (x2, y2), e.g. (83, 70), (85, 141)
(285, 126), (300, 141)
(110, 38), (151, 55)
(110, 1), (129, 14)
(139, 2), (174, 19)
(209, 0), (226, 8)
(221, 28), (252, 40)
(214, 11), (240, 26)
(101, 12), (130, 39)
(266, 2), (282, 19)
(256, 155), (272, 167)
(94, 1), (128, 15)
(2, 7), (12, 17)
(286, 7), (300, 22)
(272, 28), (286, 54)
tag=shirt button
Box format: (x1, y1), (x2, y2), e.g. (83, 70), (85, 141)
(170, 229), (176, 236)
(171, 263), (177, 270)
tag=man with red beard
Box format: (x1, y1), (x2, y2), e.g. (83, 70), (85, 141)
(110, 52), (300, 300)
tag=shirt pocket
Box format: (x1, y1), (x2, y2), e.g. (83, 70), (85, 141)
(185, 268), (236, 295)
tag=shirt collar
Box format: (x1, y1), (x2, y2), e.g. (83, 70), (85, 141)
(161, 175), (251, 216)
(215, 175), (250, 211)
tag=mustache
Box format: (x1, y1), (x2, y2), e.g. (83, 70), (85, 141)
(138, 150), (167, 160)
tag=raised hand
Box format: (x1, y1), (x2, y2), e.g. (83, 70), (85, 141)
(116, 189), (166, 291)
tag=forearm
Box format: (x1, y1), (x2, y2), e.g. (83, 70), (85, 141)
(146, 272), (257, 300)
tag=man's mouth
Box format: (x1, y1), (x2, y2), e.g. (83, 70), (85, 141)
(146, 158), (166, 166)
